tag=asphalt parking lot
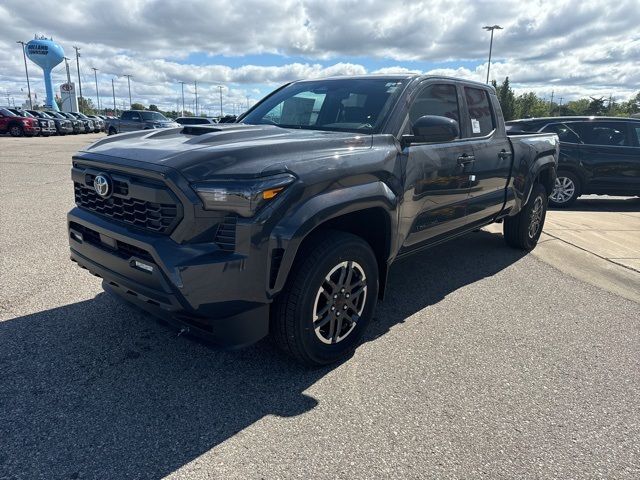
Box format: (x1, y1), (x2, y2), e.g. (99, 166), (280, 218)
(1, 134), (639, 479)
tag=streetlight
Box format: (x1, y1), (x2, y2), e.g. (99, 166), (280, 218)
(178, 81), (186, 116)
(123, 74), (133, 108)
(112, 78), (116, 114)
(194, 80), (198, 116)
(91, 67), (100, 113)
(217, 85), (224, 117)
(483, 25), (503, 84)
(73, 46), (83, 112)
(16, 41), (32, 109)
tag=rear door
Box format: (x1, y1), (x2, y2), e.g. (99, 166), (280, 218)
(461, 86), (512, 226)
(399, 82), (474, 249)
(569, 121), (640, 193)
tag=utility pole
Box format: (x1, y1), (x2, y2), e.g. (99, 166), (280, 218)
(246, 95), (250, 111)
(16, 41), (33, 109)
(73, 46), (83, 112)
(123, 74), (133, 108)
(550, 90), (554, 115)
(609, 94), (614, 114)
(179, 81), (185, 116)
(194, 80), (198, 116)
(483, 25), (503, 84)
(218, 85), (224, 117)
(111, 78), (116, 114)
(558, 97), (563, 115)
(91, 67), (100, 113)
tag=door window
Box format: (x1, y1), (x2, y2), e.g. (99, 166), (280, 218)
(408, 84), (460, 126)
(571, 122), (630, 146)
(464, 87), (495, 137)
(634, 126), (640, 146)
(541, 123), (581, 143)
(121, 111), (133, 120)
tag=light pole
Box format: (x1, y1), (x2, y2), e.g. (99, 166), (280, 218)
(112, 78), (116, 114)
(179, 81), (185, 116)
(92, 67), (100, 113)
(73, 46), (83, 112)
(194, 80), (198, 116)
(16, 41), (32, 109)
(217, 85), (224, 117)
(123, 74), (133, 108)
(483, 25), (503, 84)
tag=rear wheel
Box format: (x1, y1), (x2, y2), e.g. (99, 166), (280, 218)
(9, 125), (23, 137)
(550, 171), (580, 207)
(272, 230), (379, 366)
(108, 127), (117, 135)
(504, 183), (548, 251)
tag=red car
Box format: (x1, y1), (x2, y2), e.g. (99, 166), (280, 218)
(0, 107), (40, 137)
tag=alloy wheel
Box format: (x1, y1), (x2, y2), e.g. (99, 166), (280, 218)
(312, 261), (367, 345)
(528, 196), (544, 239)
(551, 176), (575, 204)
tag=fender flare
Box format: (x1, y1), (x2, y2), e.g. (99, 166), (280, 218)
(268, 181), (398, 294)
(521, 153), (557, 207)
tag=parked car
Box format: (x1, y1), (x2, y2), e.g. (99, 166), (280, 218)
(68, 75), (558, 365)
(42, 110), (75, 135)
(0, 107), (40, 136)
(175, 116), (218, 125)
(56, 112), (83, 134)
(105, 110), (179, 135)
(507, 116), (640, 206)
(69, 112), (95, 133)
(7, 108), (55, 136)
(26, 109), (66, 136)
(86, 115), (105, 132)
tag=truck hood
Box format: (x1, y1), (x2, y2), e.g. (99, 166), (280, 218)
(79, 123), (372, 181)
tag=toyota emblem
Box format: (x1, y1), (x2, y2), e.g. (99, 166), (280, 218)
(93, 174), (111, 198)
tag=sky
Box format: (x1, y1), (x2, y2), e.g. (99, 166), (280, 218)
(0, 0), (638, 115)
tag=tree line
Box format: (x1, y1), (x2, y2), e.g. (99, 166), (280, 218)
(492, 77), (640, 121)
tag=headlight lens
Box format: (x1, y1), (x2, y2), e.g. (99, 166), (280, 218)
(193, 173), (296, 217)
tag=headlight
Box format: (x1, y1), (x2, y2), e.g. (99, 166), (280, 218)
(193, 173), (296, 217)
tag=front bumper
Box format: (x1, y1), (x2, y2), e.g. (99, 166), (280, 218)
(24, 125), (41, 135)
(67, 207), (270, 347)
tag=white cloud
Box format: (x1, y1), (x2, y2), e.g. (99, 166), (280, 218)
(1, 0), (638, 111)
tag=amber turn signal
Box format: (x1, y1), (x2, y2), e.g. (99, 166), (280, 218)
(262, 187), (285, 200)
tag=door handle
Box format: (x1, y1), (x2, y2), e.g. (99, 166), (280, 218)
(498, 150), (512, 160)
(457, 154), (475, 165)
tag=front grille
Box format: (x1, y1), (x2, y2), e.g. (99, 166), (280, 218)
(69, 222), (154, 263)
(73, 168), (181, 235)
(214, 215), (237, 252)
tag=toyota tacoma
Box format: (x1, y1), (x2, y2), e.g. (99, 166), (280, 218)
(68, 75), (558, 365)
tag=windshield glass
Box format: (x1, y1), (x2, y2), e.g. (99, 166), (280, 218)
(12, 109), (34, 117)
(141, 111), (169, 122)
(242, 78), (408, 133)
(0, 108), (16, 117)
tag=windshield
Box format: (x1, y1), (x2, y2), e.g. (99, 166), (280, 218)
(46, 111), (64, 119)
(141, 111), (169, 122)
(242, 78), (408, 133)
(0, 108), (16, 117)
(12, 109), (34, 117)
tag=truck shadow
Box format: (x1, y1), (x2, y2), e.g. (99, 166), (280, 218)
(0, 231), (525, 479)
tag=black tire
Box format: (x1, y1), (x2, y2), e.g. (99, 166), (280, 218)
(504, 183), (548, 251)
(549, 171), (580, 208)
(272, 230), (379, 366)
(108, 127), (117, 135)
(9, 125), (23, 137)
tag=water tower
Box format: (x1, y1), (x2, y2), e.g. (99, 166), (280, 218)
(25, 36), (64, 111)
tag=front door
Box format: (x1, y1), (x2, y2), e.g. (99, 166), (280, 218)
(399, 83), (473, 250)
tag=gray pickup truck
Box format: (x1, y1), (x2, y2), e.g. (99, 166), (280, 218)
(69, 75), (558, 365)
(106, 110), (178, 135)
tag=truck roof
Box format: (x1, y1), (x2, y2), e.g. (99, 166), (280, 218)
(293, 74), (492, 90)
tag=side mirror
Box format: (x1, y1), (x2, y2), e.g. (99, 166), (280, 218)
(402, 115), (459, 146)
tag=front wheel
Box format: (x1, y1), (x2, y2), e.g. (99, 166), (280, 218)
(272, 230), (379, 366)
(504, 183), (548, 251)
(550, 171), (580, 208)
(9, 125), (24, 137)
(108, 127), (117, 135)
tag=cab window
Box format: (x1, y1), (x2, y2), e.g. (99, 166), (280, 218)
(408, 84), (460, 127)
(541, 123), (581, 144)
(464, 87), (495, 137)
